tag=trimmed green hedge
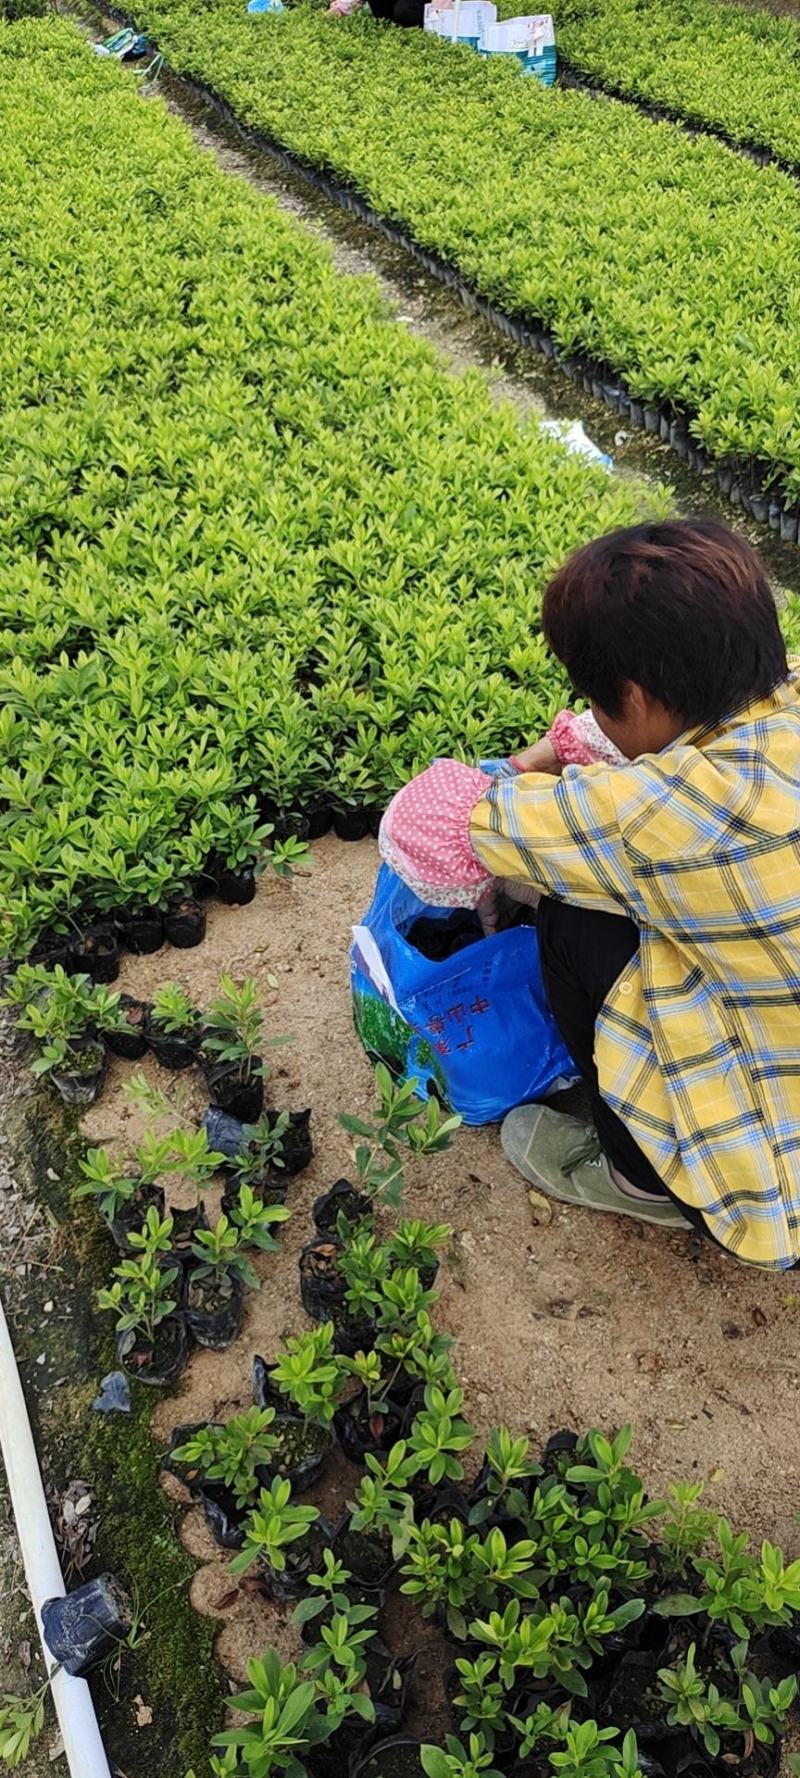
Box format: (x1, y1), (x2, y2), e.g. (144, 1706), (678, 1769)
(556, 0), (800, 169)
(111, 0), (800, 501)
(0, 18), (652, 953)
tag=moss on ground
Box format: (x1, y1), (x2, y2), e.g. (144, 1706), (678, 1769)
(1, 1074), (226, 1778)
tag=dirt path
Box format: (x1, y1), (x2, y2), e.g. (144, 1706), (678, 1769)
(80, 836), (800, 1709)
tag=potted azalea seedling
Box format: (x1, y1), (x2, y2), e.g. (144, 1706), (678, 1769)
(418, 1734), (506, 1778)
(268, 1324), (341, 1487)
(330, 742), (383, 842)
(207, 795), (274, 905)
(185, 1214), (258, 1349)
(385, 1220), (451, 1291)
(97, 1249), (186, 1387)
(8, 965), (107, 1105)
(212, 1650), (328, 1772)
(221, 1181), (291, 1255)
(214, 1108), (312, 1210)
(165, 1407), (282, 1549)
(73, 1145), (165, 1253)
(145, 983), (204, 1070)
(407, 1382), (475, 1495)
(99, 990), (151, 1062)
(304, 1600), (410, 1773)
(228, 1476), (324, 1602)
(300, 1223), (384, 1337)
(335, 1441), (417, 1588)
(202, 974), (291, 1123)
(468, 1426), (543, 1530)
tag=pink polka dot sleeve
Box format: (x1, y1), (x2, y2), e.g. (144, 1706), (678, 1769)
(548, 709), (627, 768)
(379, 760), (494, 909)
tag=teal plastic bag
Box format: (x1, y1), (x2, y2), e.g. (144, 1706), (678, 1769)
(350, 865), (576, 1125)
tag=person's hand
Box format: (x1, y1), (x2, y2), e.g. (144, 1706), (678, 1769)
(511, 736), (561, 775)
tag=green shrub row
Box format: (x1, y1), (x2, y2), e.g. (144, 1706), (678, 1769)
(555, 0), (800, 169)
(121, 0), (800, 502)
(0, 20), (653, 956)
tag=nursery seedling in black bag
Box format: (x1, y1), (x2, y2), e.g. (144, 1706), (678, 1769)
(407, 1383), (474, 1487)
(339, 1064), (462, 1211)
(190, 1215), (260, 1293)
(657, 1642), (742, 1756)
(337, 1349), (391, 1429)
(212, 1649), (328, 1771)
(74, 1146), (141, 1222)
(227, 1182), (291, 1252)
(149, 983), (203, 1041)
(301, 1607), (377, 1686)
(386, 1219), (451, 1283)
(229, 1479), (321, 1577)
(127, 1206), (175, 1263)
(658, 1480), (716, 1579)
(421, 1731), (506, 1778)
(172, 1409), (282, 1511)
(203, 974), (289, 1083)
(97, 1255), (180, 1352)
(349, 1443), (416, 1558)
(549, 1722), (645, 1778)
(270, 1325), (341, 1431)
(291, 1551), (359, 1631)
(401, 1519), (486, 1635)
(469, 1426), (543, 1528)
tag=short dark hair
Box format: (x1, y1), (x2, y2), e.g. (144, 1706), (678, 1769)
(541, 519), (787, 725)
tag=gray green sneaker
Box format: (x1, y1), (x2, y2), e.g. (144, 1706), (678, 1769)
(501, 1105), (692, 1230)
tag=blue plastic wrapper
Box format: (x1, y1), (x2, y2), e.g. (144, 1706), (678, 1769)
(201, 1107), (246, 1158)
(350, 865), (576, 1125)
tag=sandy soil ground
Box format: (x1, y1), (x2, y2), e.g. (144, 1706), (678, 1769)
(81, 835), (800, 1722)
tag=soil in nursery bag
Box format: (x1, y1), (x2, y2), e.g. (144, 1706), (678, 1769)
(116, 1314), (189, 1387)
(169, 1201), (209, 1268)
(70, 922), (121, 984)
(332, 1519), (397, 1590)
(300, 1234), (345, 1320)
(204, 1059), (264, 1123)
(109, 1181), (166, 1252)
(52, 1036), (106, 1107)
(117, 908), (165, 955)
(165, 897), (207, 948)
(185, 1271), (244, 1349)
(350, 1738), (426, 1778)
(335, 1389), (405, 1465)
(407, 911), (483, 963)
(272, 1414), (332, 1489)
(313, 1176), (371, 1234)
(105, 993), (151, 1060)
(601, 1651), (689, 1757)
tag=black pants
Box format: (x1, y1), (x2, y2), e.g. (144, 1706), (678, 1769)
(537, 897), (712, 1240)
(367, 0), (425, 23)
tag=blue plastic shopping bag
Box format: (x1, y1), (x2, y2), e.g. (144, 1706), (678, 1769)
(350, 865), (576, 1125)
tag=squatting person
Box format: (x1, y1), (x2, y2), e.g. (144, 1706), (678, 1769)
(380, 519), (800, 1269)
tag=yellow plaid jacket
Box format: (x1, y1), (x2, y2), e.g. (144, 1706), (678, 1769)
(470, 672), (800, 1268)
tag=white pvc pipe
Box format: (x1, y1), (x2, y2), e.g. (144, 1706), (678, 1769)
(0, 1295), (113, 1778)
